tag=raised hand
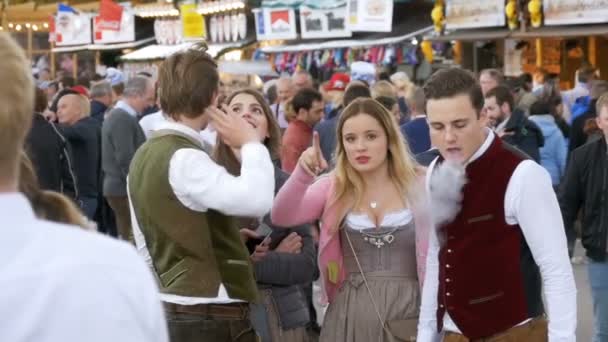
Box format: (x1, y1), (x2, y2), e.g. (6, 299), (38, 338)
(299, 131), (328, 176)
(207, 104), (258, 148)
(275, 232), (303, 254)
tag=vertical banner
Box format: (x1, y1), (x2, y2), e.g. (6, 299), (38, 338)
(181, 3), (206, 39)
(347, 0), (393, 32)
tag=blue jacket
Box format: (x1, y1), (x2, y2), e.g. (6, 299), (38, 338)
(401, 117), (431, 155)
(529, 115), (567, 186)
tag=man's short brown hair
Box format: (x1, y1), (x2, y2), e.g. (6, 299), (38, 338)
(485, 85), (515, 113)
(423, 68), (484, 116)
(158, 43), (219, 120)
(0, 33), (34, 182)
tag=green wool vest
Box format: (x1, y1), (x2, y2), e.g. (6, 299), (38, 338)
(129, 131), (258, 302)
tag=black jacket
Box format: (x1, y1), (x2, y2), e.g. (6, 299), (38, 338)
(25, 114), (78, 200)
(90, 100), (108, 123)
(252, 166), (316, 330)
(59, 117), (102, 198)
(560, 135), (608, 261)
(502, 109), (544, 163)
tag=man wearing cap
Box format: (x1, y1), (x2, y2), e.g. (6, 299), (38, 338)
(324, 73), (350, 120)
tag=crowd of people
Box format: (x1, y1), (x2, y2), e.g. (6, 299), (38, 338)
(2, 31), (608, 342)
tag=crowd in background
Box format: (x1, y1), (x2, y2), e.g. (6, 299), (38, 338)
(2, 30), (608, 342)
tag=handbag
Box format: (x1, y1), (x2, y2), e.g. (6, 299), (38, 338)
(344, 229), (418, 341)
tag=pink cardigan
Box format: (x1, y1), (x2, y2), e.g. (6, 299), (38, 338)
(271, 164), (431, 304)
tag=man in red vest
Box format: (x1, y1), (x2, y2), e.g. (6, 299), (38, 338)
(416, 68), (576, 341)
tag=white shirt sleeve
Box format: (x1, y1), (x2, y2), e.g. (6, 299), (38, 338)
(169, 142), (275, 217)
(505, 160), (577, 342)
(417, 162), (441, 342)
(417, 222), (442, 342)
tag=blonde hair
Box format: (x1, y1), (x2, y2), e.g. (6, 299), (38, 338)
(329, 98), (418, 233)
(19, 152), (90, 229)
(390, 71), (415, 97)
(371, 80), (397, 99)
(0, 34), (34, 182)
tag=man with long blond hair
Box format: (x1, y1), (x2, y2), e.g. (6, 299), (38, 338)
(0, 33), (167, 342)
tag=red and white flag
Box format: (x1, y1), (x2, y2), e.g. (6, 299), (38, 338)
(97, 0), (123, 31)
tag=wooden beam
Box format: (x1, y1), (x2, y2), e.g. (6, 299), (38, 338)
(535, 38), (542, 67)
(588, 36), (597, 67)
(72, 52), (77, 79)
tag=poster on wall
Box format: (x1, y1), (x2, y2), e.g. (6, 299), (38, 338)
(94, 7), (135, 44)
(544, 0), (608, 25)
(55, 12), (92, 46)
(181, 3), (206, 40)
(445, 0), (505, 30)
(253, 7), (297, 40)
(300, 5), (351, 39)
(346, 0), (393, 32)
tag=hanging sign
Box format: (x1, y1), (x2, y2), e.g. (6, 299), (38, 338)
(544, 0), (608, 25)
(346, 0), (393, 32)
(300, 5), (351, 39)
(445, 0), (505, 30)
(94, 6), (135, 44)
(55, 5), (92, 46)
(253, 7), (297, 40)
(181, 3), (206, 39)
(97, 0), (123, 31)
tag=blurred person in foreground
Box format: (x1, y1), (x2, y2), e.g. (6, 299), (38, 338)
(0, 32), (167, 342)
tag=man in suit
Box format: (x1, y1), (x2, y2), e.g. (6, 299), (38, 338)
(102, 76), (153, 241)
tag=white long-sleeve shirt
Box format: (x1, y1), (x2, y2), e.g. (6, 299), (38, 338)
(417, 130), (577, 342)
(129, 120), (275, 305)
(1, 193), (167, 342)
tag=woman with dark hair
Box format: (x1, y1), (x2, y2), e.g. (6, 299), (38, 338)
(539, 76), (570, 139)
(214, 88), (317, 342)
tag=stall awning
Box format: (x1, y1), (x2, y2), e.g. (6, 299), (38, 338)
(260, 26), (433, 53)
(426, 24), (608, 42)
(120, 40), (254, 61)
(425, 28), (510, 42)
(511, 24), (608, 38)
(52, 37), (156, 53)
(218, 60), (277, 77)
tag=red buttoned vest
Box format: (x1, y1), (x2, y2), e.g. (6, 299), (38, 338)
(435, 137), (544, 339)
